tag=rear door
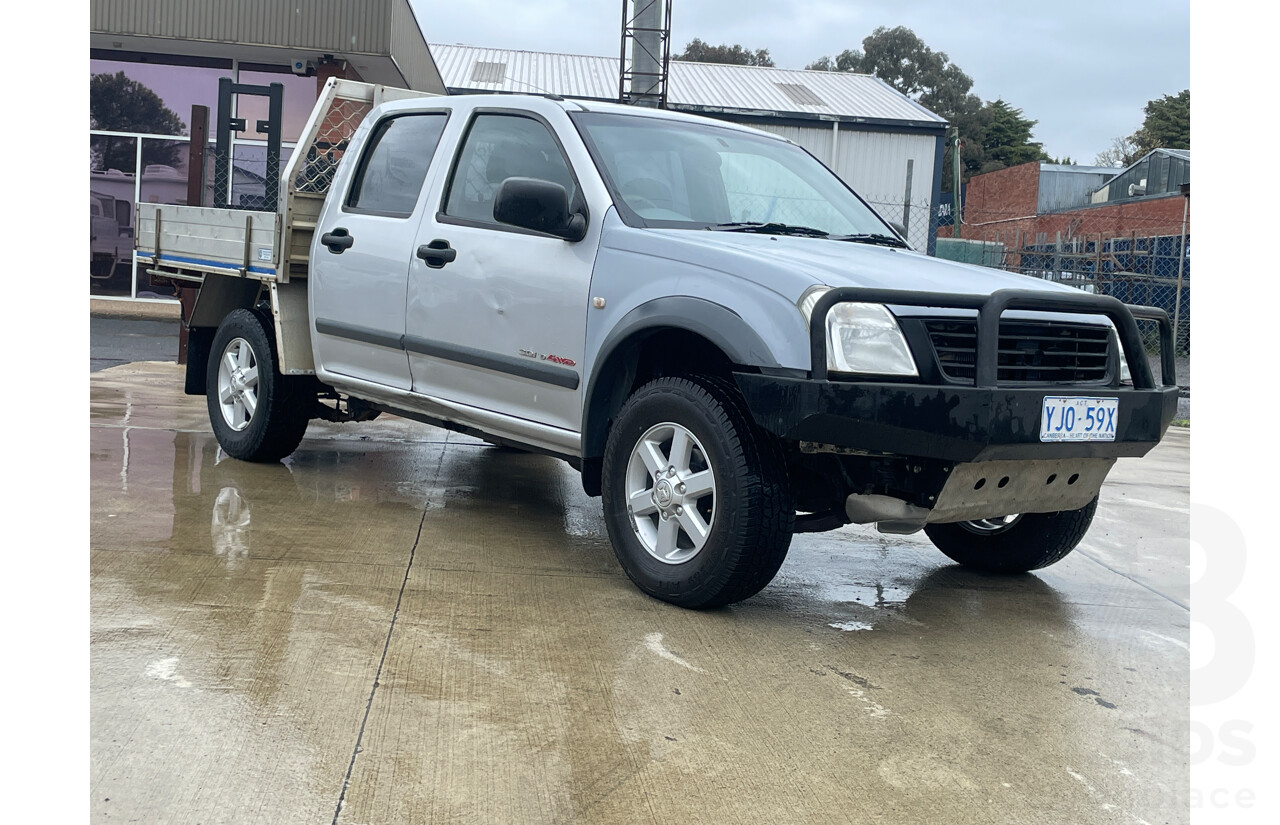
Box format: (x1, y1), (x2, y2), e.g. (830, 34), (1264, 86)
(310, 109), (449, 389)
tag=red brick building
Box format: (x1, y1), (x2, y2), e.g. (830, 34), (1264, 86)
(939, 152), (1189, 257)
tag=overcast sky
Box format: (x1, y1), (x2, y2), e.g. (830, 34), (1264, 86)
(410, 0), (1189, 164)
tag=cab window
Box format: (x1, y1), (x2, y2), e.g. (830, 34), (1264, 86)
(346, 113), (448, 217)
(444, 114), (577, 223)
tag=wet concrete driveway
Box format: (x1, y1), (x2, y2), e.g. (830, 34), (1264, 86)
(91, 362), (1189, 824)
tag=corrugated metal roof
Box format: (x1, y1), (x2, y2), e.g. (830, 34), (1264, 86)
(1041, 163), (1122, 175)
(430, 44), (620, 100)
(667, 61), (945, 125)
(92, 0), (445, 92)
(1101, 148), (1191, 186)
(1095, 148), (1190, 203)
(1038, 166), (1118, 214)
(429, 44), (947, 127)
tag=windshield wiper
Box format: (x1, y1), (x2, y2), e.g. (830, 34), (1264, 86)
(707, 222), (831, 238)
(831, 232), (909, 249)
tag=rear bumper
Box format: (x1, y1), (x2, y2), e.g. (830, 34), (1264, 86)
(733, 374), (1180, 462)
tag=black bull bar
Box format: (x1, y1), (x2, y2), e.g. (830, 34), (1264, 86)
(807, 286), (1177, 388)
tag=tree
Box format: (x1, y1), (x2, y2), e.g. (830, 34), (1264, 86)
(1093, 90), (1189, 168)
(807, 27), (1050, 191)
(90, 71), (186, 171)
(980, 100), (1049, 172)
(1094, 134), (1139, 168)
(806, 26), (964, 108)
(1132, 89), (1189, 156)
(675, 38), (775, 67)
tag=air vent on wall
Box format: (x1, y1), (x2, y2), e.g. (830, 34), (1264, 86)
(470, 61), (507, 84)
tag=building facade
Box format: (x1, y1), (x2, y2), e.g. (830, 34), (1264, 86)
(89, 0), (444, 301)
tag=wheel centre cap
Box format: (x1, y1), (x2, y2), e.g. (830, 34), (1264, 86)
(655, 479), (675, 508)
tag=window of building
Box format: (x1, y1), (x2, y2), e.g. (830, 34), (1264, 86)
(90, 135), (138, 297)
(235, 69), (318, 144)
(90, 58), (228, 137)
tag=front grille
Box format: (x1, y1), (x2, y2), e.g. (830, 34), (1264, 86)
(924, 319), (1113, 385)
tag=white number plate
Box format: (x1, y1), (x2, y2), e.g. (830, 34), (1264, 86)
(1040, 396), (1118, 442)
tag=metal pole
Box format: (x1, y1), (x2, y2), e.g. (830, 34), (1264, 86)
(952, 129), (962, 239)
(178, 104), (210, 366)
(1173, 183), (1189, 353)
(215, 77), (233, 209)
(902, 158), (914, 242)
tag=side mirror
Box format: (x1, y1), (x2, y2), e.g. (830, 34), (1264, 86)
(493, 177), (587, 242)
(888, 221), (907, 239)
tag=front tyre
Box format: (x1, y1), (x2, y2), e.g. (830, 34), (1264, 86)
(601, 376), (793, 609)
(923, 497), (1099, 573)
(207, 308), (310, 462)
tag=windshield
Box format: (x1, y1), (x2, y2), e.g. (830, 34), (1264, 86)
(571, 111), (895, 238)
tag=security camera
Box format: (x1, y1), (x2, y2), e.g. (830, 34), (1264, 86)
(291, 59), (315, 76)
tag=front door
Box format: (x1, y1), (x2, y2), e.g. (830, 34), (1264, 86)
(404, 111), (597, 436)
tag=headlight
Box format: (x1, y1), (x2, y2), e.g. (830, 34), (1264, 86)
(826, 302), (918, 376)
(798, 288), (918, 377)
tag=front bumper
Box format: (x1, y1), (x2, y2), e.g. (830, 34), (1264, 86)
(738, 286), (1180, 463)
(733, 375), (1180, 462)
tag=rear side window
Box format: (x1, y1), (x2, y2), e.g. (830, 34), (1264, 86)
(346, 113), (448, 217)
(444, 114), (577, 223)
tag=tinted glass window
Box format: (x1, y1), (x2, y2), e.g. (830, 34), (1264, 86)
(445, 114), (576, 222)
(347, 114), (447, 216)
(90, 59), (228, 137)
(235, 69), (317, 143)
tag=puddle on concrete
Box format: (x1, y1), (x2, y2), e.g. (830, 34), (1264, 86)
(91, 362), (1191, 825)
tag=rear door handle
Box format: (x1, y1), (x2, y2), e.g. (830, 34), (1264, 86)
(320, 228), (354, 253)
(417, 239), (457, 268)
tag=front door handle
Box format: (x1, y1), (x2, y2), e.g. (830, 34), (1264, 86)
(416, 239), (457, 269)
(320, 228), (354, 254)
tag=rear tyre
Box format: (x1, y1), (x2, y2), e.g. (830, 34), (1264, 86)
(923, 497), (1099, 573)
(601, 376), (793, 609)
(207, 308), (311, 462)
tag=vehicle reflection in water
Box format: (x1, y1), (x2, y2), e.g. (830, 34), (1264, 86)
(211, 486), (251, 569)
(763, 551), (1070, 636)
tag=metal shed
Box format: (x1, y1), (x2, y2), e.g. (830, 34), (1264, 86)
(1092, 149), (1190, 204)
(1036, 164), (1122, 214)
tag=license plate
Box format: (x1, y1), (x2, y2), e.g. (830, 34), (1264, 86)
(1040, 396), (1118, 442)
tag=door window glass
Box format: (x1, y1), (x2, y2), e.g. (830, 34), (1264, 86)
(346, 114), (447, 217)
(445, 114), (577, 223)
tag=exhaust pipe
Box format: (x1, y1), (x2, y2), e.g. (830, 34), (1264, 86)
(845, 493), (929, 535)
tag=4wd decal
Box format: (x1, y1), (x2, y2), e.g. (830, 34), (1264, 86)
(519, 349), (577, 368)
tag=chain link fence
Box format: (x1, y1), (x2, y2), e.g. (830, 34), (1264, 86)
(202, 95), (372, 211)
(291, 97), (372, 199)
(863, 195), (936, 251)
(935, 213), (1190, 394)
